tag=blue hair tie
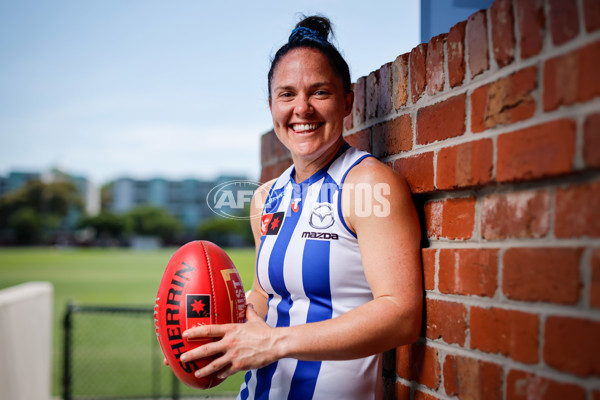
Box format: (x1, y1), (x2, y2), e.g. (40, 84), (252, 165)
(289, 26), (326, 43)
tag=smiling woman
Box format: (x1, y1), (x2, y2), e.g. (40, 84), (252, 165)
(180, 15), (423, 400)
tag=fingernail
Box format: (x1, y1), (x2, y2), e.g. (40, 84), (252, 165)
(182, 331), (188, 338)
(180, 354), (187, 362)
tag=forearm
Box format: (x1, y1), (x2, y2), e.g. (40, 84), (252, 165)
(246, 288), (269, 319)
(276, 295), (421, 361)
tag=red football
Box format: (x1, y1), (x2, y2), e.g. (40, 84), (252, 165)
(154, 240), (246, 389)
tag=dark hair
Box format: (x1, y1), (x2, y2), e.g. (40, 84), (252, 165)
(268, 15), (352, 96)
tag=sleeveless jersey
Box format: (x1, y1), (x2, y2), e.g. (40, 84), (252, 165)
(238, 144), (383, 400)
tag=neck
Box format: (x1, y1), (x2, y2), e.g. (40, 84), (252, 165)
(292, 138), (346, 183)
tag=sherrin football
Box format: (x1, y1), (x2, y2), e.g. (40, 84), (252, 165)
(154, 240), (246, 389)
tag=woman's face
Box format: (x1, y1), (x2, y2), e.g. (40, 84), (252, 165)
(269, 47), (353, 164)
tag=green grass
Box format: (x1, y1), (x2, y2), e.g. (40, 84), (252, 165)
(0, 246), (256, 398)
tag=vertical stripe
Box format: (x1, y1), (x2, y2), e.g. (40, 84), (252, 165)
(288, 239), (332, 399)
(239, 371), (252, 400)
(254, 182), (306, 400)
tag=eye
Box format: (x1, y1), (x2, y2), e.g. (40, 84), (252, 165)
(314, 89), (330, 97)
(278, 91), (294, 99)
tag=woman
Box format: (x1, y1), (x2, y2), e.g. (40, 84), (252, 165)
(180, 15), (422, 399)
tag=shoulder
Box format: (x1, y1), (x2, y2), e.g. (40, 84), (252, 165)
(251, 179), (277, 215)
(344, 156), (409, 193)
(341, 157), (414, 233)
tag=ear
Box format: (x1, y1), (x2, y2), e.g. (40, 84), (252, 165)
(344, 90), (354, 117)
(268, 96), (273, 112)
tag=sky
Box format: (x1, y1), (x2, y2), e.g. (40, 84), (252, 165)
(0, 0), (420, 185)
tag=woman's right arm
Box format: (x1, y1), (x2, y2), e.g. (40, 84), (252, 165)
(244, 179), (275, 319)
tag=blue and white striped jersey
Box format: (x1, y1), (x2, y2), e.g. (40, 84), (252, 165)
(238, 144), (383, 400)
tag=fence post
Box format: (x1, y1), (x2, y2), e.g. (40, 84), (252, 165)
(62, 301), (74, 400)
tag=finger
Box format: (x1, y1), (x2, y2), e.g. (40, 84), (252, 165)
(180, 340), (226, 364)
(245, 303), (257, 318)
(194, 357), (231, 380)
(183, 324), (230, 339)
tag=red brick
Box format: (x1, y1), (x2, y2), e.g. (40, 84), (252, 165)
(275, 158), (293, 177)
(343, 113), (353, 132)
(443, 355), (502, 400)
(555, 180), (600, 238)
(503, 247), (582, 304)
(344, 129), (370, 153)
(353, 76), (366, 126)
(592, 249), (600, 309)
(441, 197), (476, 240)
(426, 198), (480, 241)
(396, 381), (411, 400)
(425, 298), (467, 345)
(261, 129), (277, 165)
(467, 10), (489, 77)
(447, 21), (467, 88)
(516, 0), (544, 59)
(372, 114), (412, 158)
(544, 316), (600, 377)
(414, 391), (438, 400)
(259, 164), (274, 183)
(548, 0), (579, 45)
(496, 119), (576, 182)
(396, 343), (441, 390)
(471, 66), (537, 133)
(393, 53), (409, 109)
(436, 139), (493, 189)
(439, 248), (498, 297)
(584, 0), (600, 32)
(366, 70), (379, 121)
(426, 34), (446, 95)
(506, 369), (587, 400)
(481, 189), (550, 239)
(393, 152), (434, 193)
(421, 248), (436, 291)
(424, 200), (442, 238)
(378, 62), (393, 117)
(344, 84), (354, 131)
(544, 41), (600, 111)
(416, 94), (466, 145)
(490, 0), (515, 68)
(584, 113), (600, 168)
(410, 43), (428, 103)
(471, 307), (539, 363)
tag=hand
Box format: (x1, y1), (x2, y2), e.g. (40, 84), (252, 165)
(180, 304), (283, 380)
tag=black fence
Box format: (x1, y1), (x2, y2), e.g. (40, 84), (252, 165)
(62, 302), (183, 400)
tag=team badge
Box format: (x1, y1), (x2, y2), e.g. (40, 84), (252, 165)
(261, 211), (285, 235)
(309, 203), (335, 229)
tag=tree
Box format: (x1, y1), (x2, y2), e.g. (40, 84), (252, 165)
(0, 179), (83, 245)
(196, 216), (253, 247)
(124, 205), (183, 244)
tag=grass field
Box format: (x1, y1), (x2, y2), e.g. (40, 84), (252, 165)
(0, 245), (256, 398)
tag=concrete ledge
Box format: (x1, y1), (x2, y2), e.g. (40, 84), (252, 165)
(0, 282), (53, 400)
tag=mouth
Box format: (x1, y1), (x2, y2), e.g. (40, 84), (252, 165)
(290, 123), (323, 133)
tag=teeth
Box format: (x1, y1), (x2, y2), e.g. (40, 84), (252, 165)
(292, 123), (318, 132)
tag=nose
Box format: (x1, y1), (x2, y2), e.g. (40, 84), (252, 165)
(294, 94), (313, 116)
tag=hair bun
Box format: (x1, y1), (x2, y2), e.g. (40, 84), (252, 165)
(289, 15), (332, 43)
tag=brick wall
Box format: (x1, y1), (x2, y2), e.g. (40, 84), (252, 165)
(259, 0), (600, 398)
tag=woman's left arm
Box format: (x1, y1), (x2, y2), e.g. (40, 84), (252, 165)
(181, 159), (423, 377)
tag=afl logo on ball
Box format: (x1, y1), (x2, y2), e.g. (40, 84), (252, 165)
(309, 203), (335, 229)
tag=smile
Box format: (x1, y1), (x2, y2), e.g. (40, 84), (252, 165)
(291, 123), (322, 133)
